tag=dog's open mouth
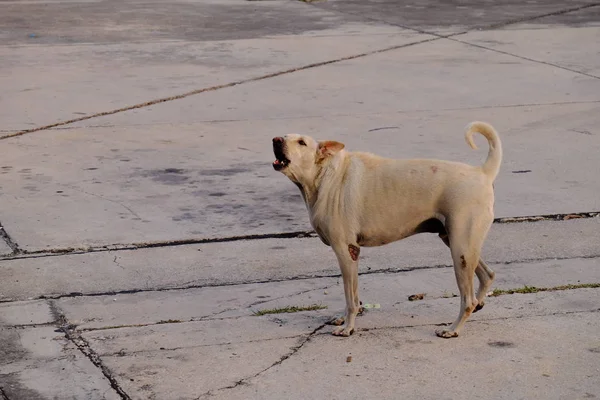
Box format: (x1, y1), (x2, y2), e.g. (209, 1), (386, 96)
(273, 143), (290, 171)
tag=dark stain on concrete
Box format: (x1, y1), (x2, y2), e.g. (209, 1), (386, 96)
(172, 212), (196, 222)
(488, 341), (516, 348)
(0, 330), (46, 400)
(199, 167), (249, 177)
(144, 168), (190, 185)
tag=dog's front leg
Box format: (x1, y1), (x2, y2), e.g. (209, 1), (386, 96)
(331, 243), (360, 337)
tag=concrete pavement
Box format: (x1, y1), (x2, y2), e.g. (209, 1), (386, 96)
(1, 1), (599, 399)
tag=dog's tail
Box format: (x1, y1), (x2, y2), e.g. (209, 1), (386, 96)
(465, 121), (502, 180)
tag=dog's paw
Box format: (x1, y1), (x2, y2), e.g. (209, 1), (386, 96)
(435, 329), (459, 339)
(326, 316), (345, 326)
(332, 326), (354, 337)
(472, 302), (485, 313)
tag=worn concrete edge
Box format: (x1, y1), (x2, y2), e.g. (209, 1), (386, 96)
(306, 0), (600, 36)
(1, 211), (598, 260)
(72, 283), (600, 334)
(48, 301), (132, 400)
(0, 36), (440, 141)
(1, 252), (598, 305)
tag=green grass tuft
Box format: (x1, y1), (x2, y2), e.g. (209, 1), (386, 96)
(252, 304), (327, 316)
(490, 283), (600, 297)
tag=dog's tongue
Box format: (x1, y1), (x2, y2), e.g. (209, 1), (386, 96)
(273, 159), (281, 165)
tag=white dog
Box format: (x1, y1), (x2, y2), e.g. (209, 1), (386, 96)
(272, 122), (502, 338)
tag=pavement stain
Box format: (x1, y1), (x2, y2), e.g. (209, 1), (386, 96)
(0, 330), (52, 400)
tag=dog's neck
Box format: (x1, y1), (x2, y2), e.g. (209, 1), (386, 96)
(297, 152), (348, 210)
(294, 181), (317, 208)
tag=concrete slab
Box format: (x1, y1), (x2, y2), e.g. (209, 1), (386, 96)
(202, 311), (600, 400)
(0, 300), (54, 326)
(1, 1), (599, 399)
(312, 0), (598, 34)
(1, 103), (599, 250)
(461, 26), (600, 77)
(56, 255), (600, 331)
(1, 217), (598, 301)
(0, 27), (425, 131)
(504, 3), (600, 29)
(0, 326), (120, 400)
(0, 0), (389, 45)
(80, 38), (600, 126)
(74, 288), (600, 400)
(97, 334), (300, 400)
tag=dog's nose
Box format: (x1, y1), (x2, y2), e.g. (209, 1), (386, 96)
(272, 137), (284, 144)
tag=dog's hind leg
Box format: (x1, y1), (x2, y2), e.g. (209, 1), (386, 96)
(473, 259), (495, 311)
(436, 213), (492, 338)
(438, 232), (495, 313)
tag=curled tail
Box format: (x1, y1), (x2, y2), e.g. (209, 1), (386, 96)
(465, 121), (502, 180)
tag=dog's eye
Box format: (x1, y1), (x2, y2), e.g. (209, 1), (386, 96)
(298, 139), (306, 146)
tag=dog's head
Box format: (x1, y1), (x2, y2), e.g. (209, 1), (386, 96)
(272, 134), (345, 185)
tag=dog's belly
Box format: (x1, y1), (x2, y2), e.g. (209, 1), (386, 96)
(357, 217), (445, 247)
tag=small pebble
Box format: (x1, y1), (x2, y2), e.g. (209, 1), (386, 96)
(346, 356), (352, 363)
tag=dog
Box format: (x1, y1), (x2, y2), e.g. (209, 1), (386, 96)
(272, 122), (501, 338)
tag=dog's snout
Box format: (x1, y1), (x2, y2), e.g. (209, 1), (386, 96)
(273, 137), (284, 144)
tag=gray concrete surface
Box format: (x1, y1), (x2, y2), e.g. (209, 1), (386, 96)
(1, 0), (600, 399)
(0, 239), (10, 256)
(1, 218), (599, 301)
(0, 326), (120, 400)
(1, 104), (599, 250)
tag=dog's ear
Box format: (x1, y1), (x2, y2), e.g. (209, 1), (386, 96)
(317, 141), (345, 159)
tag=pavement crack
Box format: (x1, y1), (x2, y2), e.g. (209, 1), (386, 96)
(452, 36), (600, 80)
(489, 282), (600, 297)
(246, 284), (335, 310)
(1, 230), (318, 261)
(197, 323), (327, 399)
(0, 37), (440, 141)
(74, 285), (334, 333)
(52, 99), (599, 129)
(48, 300), (132, 400)
(66, 186), (142, 220)
(304, 1), (600, 39)
(98, 334), (309, 358)
(494, 211), (599, 223)
(0, 253), (596, 304)
(0, 386), (10, 400)
(112, 255), (125, 270)
(359, 307), (600, 334)
(1, 210), (597, 262)
(0, 221), (22, 256)
(480, 2), (600, 31)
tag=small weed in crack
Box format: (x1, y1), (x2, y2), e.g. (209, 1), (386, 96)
(490, 283), (600, 297)
(252, 304), (327, 316)
(156, 319), (183, 324)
